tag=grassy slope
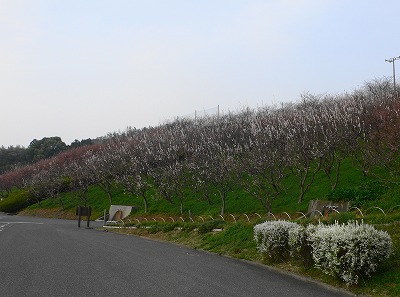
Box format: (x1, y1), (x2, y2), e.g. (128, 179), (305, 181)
(16, 159), (399, 218)
(3, 158), (399, 296)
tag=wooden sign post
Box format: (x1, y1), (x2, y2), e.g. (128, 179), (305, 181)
(76, 206), (92, 228)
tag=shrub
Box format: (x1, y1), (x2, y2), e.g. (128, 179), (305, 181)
(0, 190), (32, 213)
(254, 220), (302, 262)
(181, 222), (198, 232)
(197, 220), (225, 234)
(308, 221), (393, 285)
(147, 225), (161, 234)
(328, 180), (387, 206)
(328, 187), (358, 202)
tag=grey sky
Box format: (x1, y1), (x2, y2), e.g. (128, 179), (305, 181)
(1, 0), (399, 147)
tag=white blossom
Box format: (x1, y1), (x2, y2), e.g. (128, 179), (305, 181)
(308, 221), (393, 285)
(254, 220), (393, 286)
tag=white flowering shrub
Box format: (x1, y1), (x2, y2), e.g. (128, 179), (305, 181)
(254, 220), (303, 261)
(288, 224), (319, 266)
(254, 220), (393, 285)
(287, 224), (305, 255)
(308, 221), (393, 285)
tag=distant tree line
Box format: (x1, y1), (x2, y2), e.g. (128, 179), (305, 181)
(0, 137), (94, 174)
(1, 78), (399, 214)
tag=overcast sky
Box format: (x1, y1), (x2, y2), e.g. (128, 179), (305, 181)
(1, 0), (399, 147)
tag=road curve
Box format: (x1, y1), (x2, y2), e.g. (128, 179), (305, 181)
(0, 215), (352, 297)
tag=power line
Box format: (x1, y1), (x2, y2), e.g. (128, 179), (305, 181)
(385, 55), (400, 90)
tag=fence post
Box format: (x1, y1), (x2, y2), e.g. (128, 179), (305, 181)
(87, 206), (92, 228)
(77, 207), (81, 228)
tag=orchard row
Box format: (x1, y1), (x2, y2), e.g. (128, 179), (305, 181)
(1, 78), (399, 215)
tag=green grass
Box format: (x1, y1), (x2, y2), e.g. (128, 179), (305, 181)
(4, 157), (400, 296)
(15, 158), (400, 221)
(198, 222), (258, 260)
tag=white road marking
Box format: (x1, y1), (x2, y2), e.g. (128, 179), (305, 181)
(0, 223), (10, 232)
(0, 222), (44, 232)
(0, 222), (44, 224)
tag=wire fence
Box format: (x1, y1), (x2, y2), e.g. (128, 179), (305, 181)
(177, 105), (220, 121)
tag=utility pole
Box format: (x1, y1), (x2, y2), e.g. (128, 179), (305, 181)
(385, 56), (400, 91)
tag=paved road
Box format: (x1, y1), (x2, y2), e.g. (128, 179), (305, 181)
(0, 214), (352, 297)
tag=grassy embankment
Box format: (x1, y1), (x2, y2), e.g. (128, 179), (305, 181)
(9, 159), (399, 218)
(1, 159), (399, 296)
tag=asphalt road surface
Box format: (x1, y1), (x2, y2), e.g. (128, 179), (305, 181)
(0, 214), (352, 297)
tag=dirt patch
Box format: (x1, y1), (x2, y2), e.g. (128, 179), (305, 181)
(18, 208), (76, 220)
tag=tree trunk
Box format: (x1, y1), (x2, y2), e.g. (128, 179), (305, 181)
(297, 159), (322, 204)
(143, 195), (148, 214)
(107, 191), (112, 203)
(297, 188), (306, 204)
(99, 182), (113, 203)
(267, 200), (272, 214)
(219, 190), (226, 216)
(297, 169), (308, 204)
(331, 159), (341, 190)
(204, 191), (212, 205)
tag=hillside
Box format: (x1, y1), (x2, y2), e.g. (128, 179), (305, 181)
(1, 79), (400, 296)
(6, 157), (397, 221)
(1, 78), (400, 218)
